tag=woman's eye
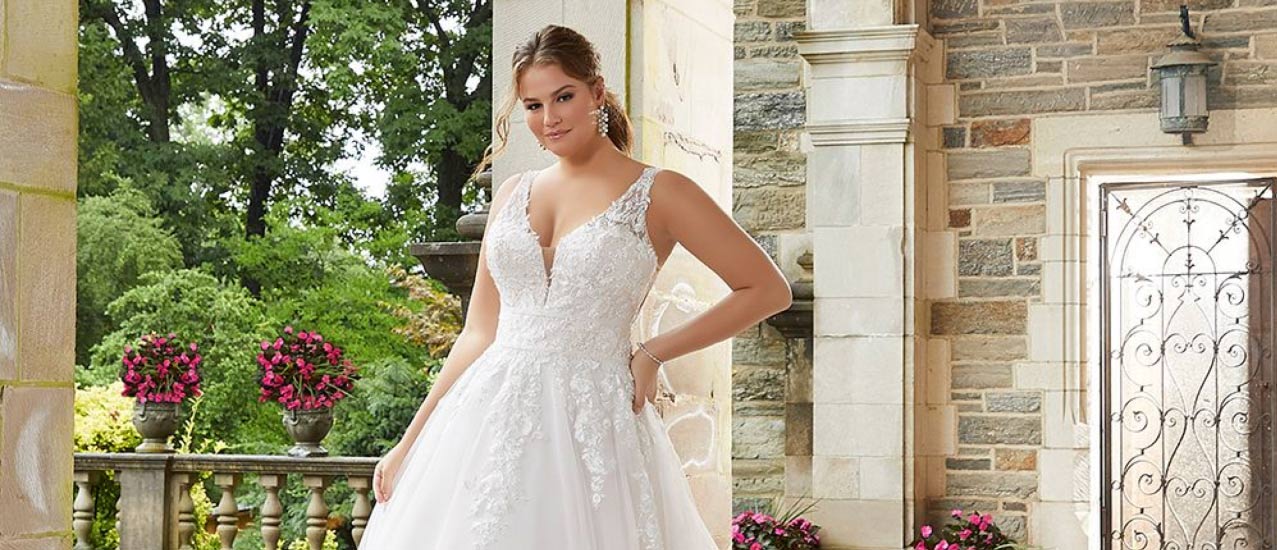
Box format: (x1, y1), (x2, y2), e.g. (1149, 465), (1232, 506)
(526, 103), (540, 111)
(558, 93), (573, 102)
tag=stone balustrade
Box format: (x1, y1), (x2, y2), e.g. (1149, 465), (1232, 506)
(73, 453), (379, 550)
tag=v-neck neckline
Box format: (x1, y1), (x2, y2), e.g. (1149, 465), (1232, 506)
(521, 165), (654, 286)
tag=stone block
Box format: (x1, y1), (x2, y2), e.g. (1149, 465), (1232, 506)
(786, 402), (813, 455)
(1205, 8), (1277, 32)
(946, 457), (992, 470)
(951, 336), (1027, 362)
(995, 448), (1038, 471)
(932, 301), (1027, 335)
(972, 204), (1045, 236)
(0, 387), (74, 536)
(1006, 17), (1064, 44)
(812, 456), (859, 499)
(813, 403), (902, 457)
(859, 456), (904, 499)
(950, 208), (972, 228)
(813, 337), (904, 405)
(1258, 34), (1277, 59)
(736, 21), (772, 42)
(958, 414), (1042, 445)
(960, 88), (1087, 117)
(735, 92), (805, 131)
(732, 415), (786, 459)
(757, 0), (805, 17)
(949, 182), (990, 206)
(958, 238), (1014, 276)
(1096, 26), (1182, 55)
(3, 0), (78, 92)
(1142, 0), (1233, 10)
(18, 194), (76, 382)
(947, 48), (1033, 80)
(932, 0), (978, 19)
(993, 180), (1046, 203)
(736, 57), (802, 91)
(985, 391), (1042, 412)
(943, 126), (967, 148)
(0, 84), (78, 193)
(959, 278), (1042, 298)
(1016, 237), (1038, 262)
(1060, 1), (1136, 28)
(1067, 55), (1150, 83)
(1090, 90), (1159, 111)
(733, 185), (806, 231)
(947, 471), (1038, 498)
(947, 149), (1031, 181)
(970, 118), (1031, 147)
(733, 364), (786, 402)
(1227, 61), (1277, 86)
(737, 151), (806, 188)
(951, 364), (1014, 389)
(1037, 43), (1095, 58)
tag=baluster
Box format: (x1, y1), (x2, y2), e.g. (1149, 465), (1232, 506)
(302, 475), (331, 550)
(214, 473), (241, 550)
(173, 473), (196, 550)
(349, 476), (373, 546)
(259, 474), (286, 550)
(73, 471), (98, 550)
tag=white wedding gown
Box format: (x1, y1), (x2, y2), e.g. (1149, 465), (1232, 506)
(358, 165), (718, 549)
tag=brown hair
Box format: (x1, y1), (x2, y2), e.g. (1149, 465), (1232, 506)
(469, 24), (634, 183)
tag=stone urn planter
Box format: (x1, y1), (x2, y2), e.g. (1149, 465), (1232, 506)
(132, 401), (181, 453)
(283, 407), (335, 457)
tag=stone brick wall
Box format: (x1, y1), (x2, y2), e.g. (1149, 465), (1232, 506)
(0, 0), (80, 546)
(927, 0), (1277, 541)
(730, 0), (808, 513)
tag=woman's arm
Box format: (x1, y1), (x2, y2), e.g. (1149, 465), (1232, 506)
(639, 170), (793, 366)
(390, 172), (522, 452)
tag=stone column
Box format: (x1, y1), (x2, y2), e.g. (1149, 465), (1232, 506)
(492, 2), (734, 545)
(794, 0), (937, 547)
(0, 0), (79, 548)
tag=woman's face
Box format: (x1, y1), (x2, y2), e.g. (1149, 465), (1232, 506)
(519, 63), (604, 155)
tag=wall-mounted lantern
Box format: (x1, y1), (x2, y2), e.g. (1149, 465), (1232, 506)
(1151, 5), (1216, 145)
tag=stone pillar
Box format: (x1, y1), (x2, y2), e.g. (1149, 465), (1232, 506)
(794, 0), (937, 546)
(0, 0), (79, 548)
(492, 2), (734, 545)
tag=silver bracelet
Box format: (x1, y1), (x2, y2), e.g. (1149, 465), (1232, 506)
(634, 341), (666, 367)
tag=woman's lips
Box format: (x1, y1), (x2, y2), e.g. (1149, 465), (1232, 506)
(546, 129), (570, 140)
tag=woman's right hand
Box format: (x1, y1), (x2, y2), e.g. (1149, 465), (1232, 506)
(373, 444), (407, 503)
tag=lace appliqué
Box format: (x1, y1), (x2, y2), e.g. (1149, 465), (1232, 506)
(468, 357), (545, 548)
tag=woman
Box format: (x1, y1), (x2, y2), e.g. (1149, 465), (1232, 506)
(358, 24), (792, 549)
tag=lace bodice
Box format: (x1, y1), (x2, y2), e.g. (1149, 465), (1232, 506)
(485, 165), (662, 360)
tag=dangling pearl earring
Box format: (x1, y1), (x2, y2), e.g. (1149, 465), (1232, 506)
(593, 104), (609, 136)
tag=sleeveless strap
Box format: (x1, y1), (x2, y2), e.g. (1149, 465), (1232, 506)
(610, 166), (659, 236)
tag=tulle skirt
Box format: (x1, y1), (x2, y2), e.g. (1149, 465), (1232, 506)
(357, 342), (717, 550)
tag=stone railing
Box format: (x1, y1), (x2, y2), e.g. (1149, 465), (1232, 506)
(73, 453), (379, 550)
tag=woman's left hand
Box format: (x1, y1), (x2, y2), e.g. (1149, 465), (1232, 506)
(629, 349), (660, 414)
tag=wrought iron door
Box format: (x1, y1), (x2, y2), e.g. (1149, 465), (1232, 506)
(1101, 178), (1277, 550)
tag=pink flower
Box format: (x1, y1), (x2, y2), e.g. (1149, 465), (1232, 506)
(959, 528), (972, 540)
(921, 525), (933, 538)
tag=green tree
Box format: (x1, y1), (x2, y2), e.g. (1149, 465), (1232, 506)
(76, 183), (185, 365)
